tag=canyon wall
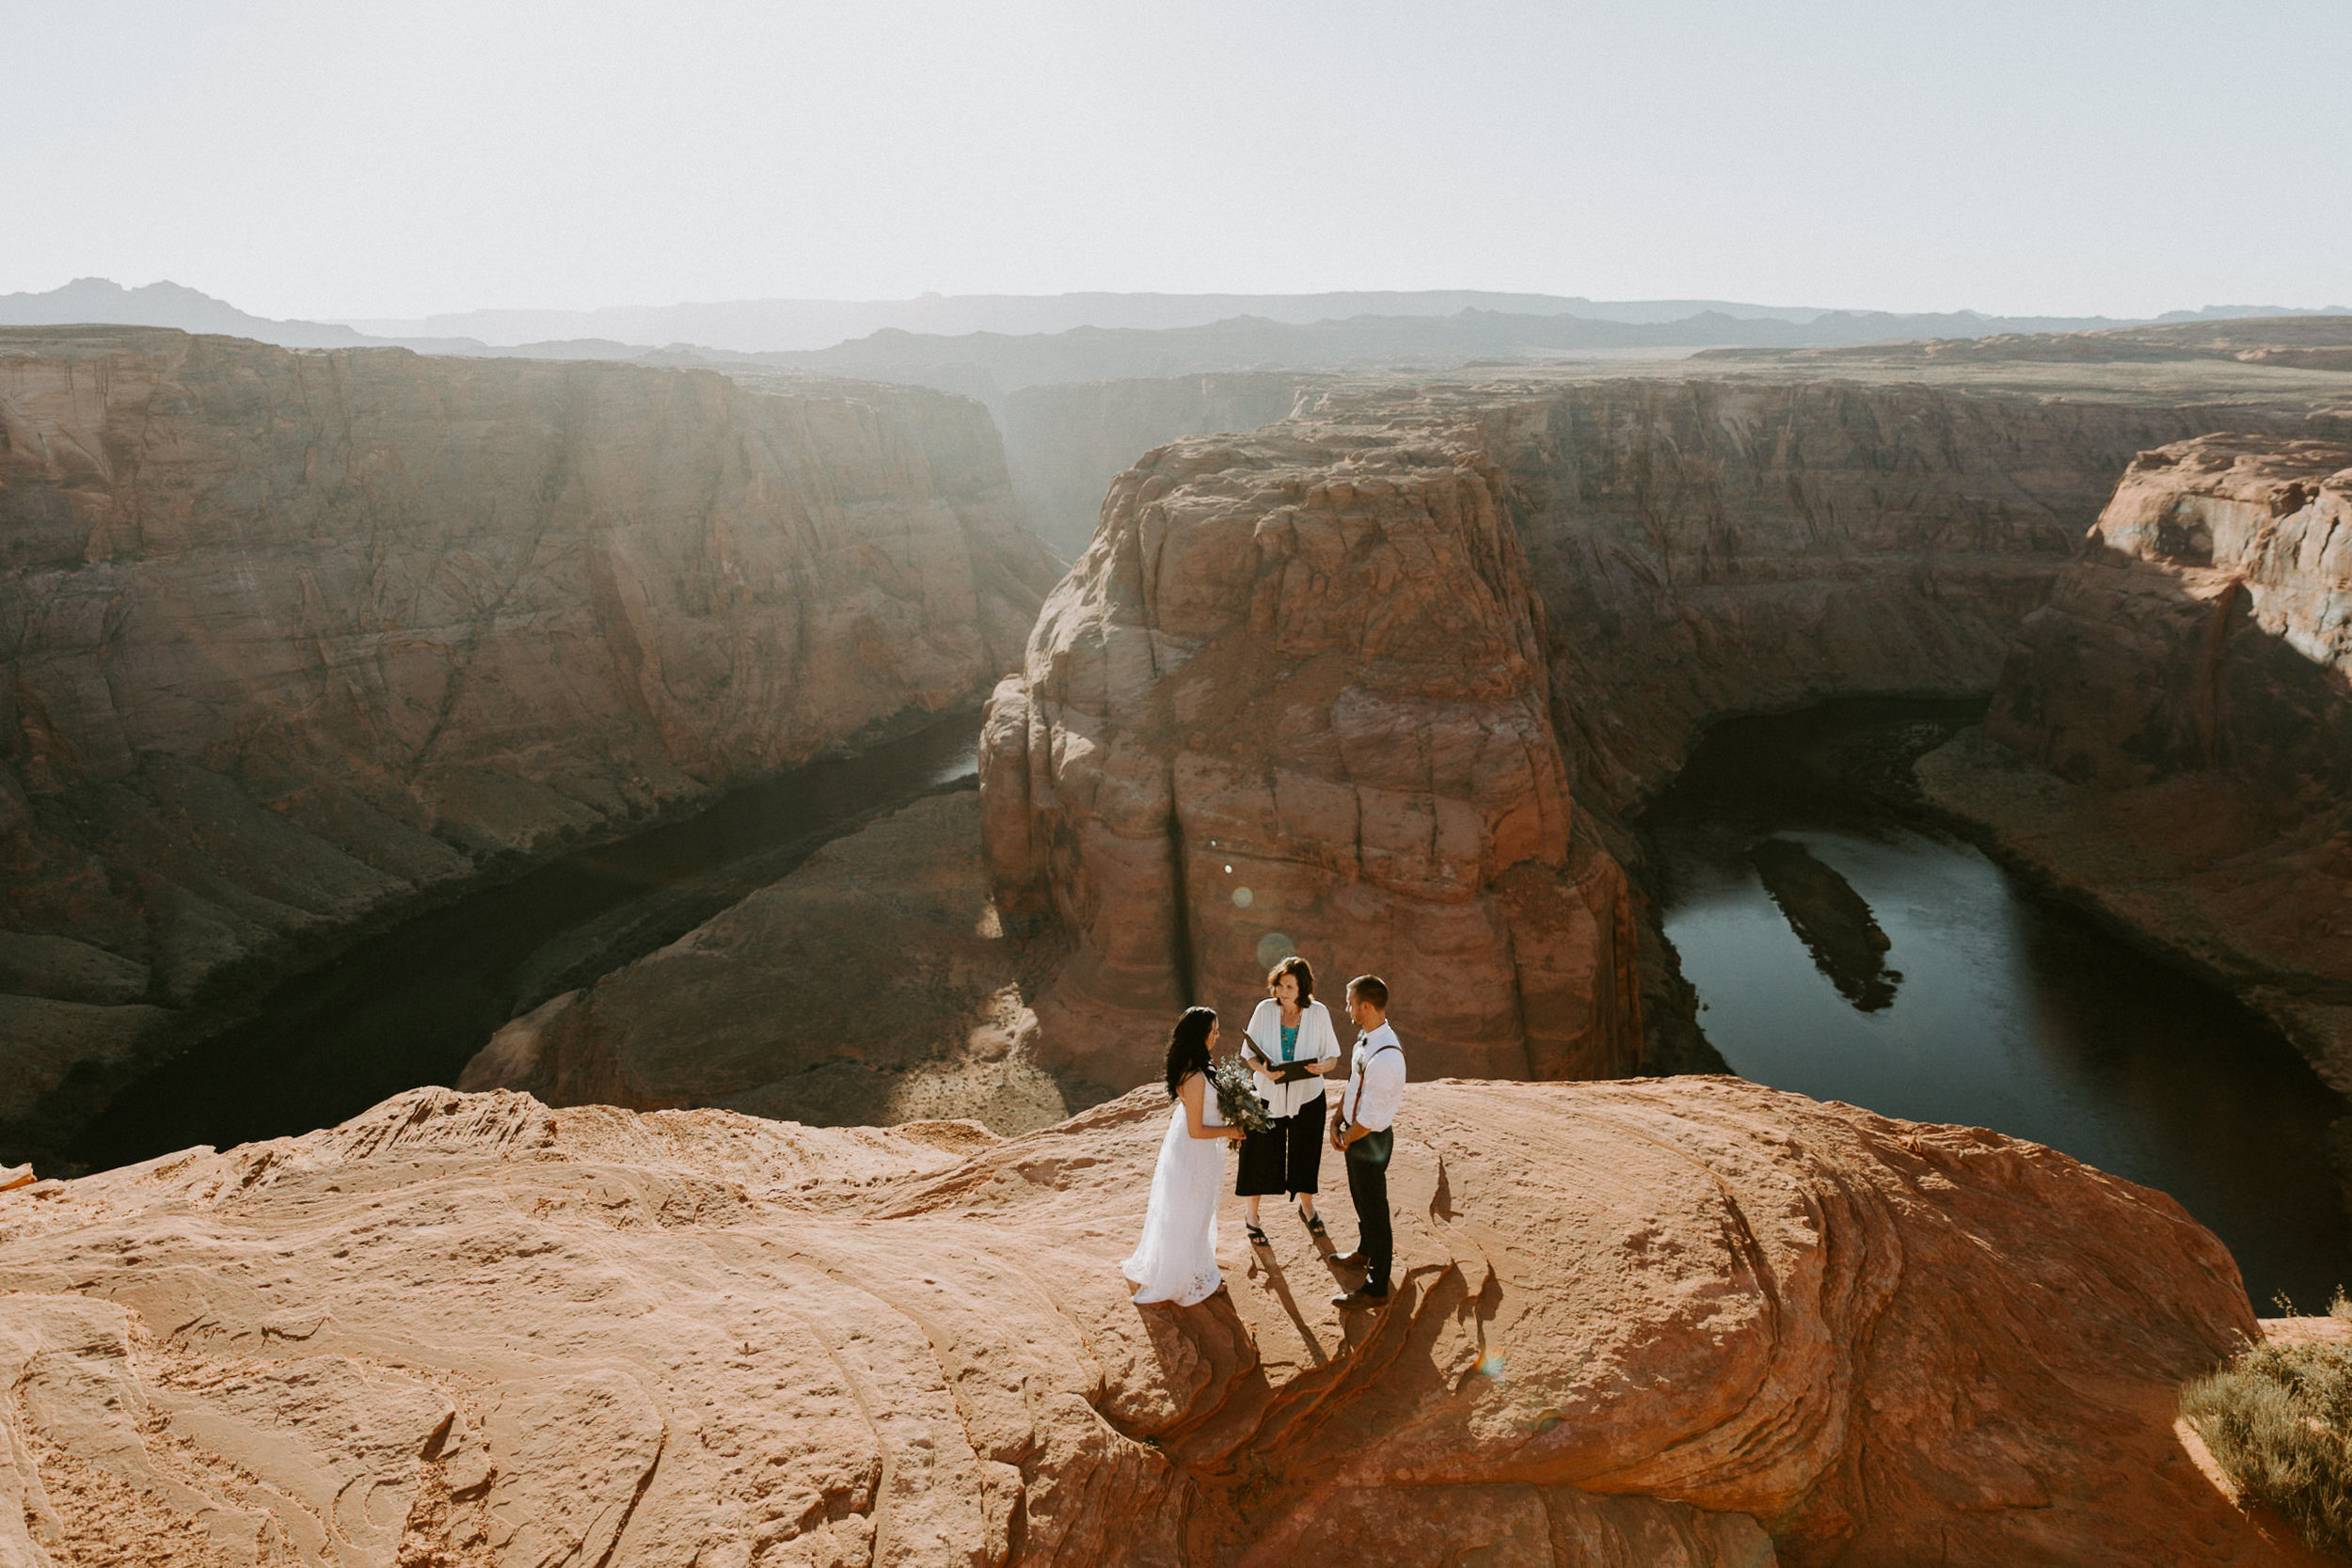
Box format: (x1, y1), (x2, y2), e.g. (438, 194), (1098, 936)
(1923, 434), (2352, 1085)
(996, 372), (1324, 556)
(0, 326), (1057, 1146)
(0, 1077), (2286, 1566)
(981, 418), (1643, 1093)
(1476, 377), (2312, 815)
(986, 375), (2299, 1093)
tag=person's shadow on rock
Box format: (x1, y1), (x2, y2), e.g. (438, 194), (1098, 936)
(1242, 1246), (1332, 1368)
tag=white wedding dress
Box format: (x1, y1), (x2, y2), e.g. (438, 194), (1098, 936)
(1121, 1079), (1226, 1306)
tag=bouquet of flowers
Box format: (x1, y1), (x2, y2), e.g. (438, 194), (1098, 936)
(1209, 1055), (1273, 1136)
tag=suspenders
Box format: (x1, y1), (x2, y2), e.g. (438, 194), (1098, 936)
(1342, 1036), (1401, 1168)
(1343, 1037), (1401, 1128)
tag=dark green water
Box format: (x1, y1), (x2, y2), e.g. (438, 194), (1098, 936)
(71, 713), (980, 1174)
(1648, 701), (2352, 1309)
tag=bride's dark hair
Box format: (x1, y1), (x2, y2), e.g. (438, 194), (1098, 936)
(1164, 1006), (1216, 1099)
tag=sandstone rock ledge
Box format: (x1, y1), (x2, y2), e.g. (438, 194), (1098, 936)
(0, 1078), (2302, 1565)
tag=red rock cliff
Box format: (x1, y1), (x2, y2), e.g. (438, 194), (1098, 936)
(1478, 377), (2288, 813)
(1930, 434), (2352, 1082)
(985, 377), (2273, 1092)
(0, 326), (1057, 1138)
(982, 420), (1642, 1091)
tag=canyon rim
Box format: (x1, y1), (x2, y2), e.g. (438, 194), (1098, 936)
(17, 1), (2352, 1555)
(3, 308), (2350, 1565)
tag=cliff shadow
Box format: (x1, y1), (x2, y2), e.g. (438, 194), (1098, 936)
(1747, 837), (1902, 1011)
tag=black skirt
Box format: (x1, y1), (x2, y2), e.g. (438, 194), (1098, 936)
(1235, 1098), (1327, 1196)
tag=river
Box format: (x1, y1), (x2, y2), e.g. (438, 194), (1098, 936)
(70, 712), (981, 1173)
(1645, 700), (2352, 1309)
(71, 697), (2348, 1309)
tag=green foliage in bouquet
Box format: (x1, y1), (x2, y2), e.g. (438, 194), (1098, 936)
(1209, 1056), (1273, 1135)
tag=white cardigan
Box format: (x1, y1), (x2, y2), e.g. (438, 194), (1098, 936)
(1244, 998), (1342, 1119)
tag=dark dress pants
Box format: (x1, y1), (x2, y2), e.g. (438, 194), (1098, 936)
(1345, 1128), (1394, 1296)
(1236, 1100), (1325, 1196)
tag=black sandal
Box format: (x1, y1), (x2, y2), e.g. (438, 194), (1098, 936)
(1300, 1209), (1327, 1236)
(1245, 1222), (1268, 1244)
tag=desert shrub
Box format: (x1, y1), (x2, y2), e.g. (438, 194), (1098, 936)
(2181, 1293), (2352, 1554)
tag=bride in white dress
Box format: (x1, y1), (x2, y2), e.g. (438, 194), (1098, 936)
(1123, 1006), (1245, 1306)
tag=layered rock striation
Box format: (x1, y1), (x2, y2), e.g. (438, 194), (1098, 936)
(985, 375), (2292, 1091)
(1922, 434), (2352, 1083)
(1486, 377), (2307, 815)
(982, 420), (1642, 1091)
(0, 1076), (2294, 1565)
(0, 326), (1057, 1148)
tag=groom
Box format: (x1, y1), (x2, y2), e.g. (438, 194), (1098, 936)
(1329, 974), (1405, 1310)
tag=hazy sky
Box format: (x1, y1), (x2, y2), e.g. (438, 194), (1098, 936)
(14, 0), (2350, 322)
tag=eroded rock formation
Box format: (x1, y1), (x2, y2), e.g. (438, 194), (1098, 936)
(984, 376), (2290, 1092)
(981, 420), (1643, 1092)
(1491, 379), (2306, 815)
(0, 326), (1057, 1152)
(1922, 434), (2352, 1085)
(0, 1077), (2291, 1565)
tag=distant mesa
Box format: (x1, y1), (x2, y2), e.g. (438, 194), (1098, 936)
(7, 277), (2349, 392)
(1748, 838), (1902, 1012)
(676, 303), (2352, 411)
(1696, 311), (2352, 369)
(0, 276), (378, 348)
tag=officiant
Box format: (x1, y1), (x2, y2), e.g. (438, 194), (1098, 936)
(1236, 956), (1343, 1244)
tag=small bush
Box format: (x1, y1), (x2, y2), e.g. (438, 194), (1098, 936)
(2182, 1295), (2352, 1554)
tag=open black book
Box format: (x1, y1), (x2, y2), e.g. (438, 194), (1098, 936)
(1244, 1049), (1322, 1085)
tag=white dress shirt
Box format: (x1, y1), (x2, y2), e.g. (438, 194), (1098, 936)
(1341, 1022), (1406, 1133)
(1246, 998), (1342, 1119)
